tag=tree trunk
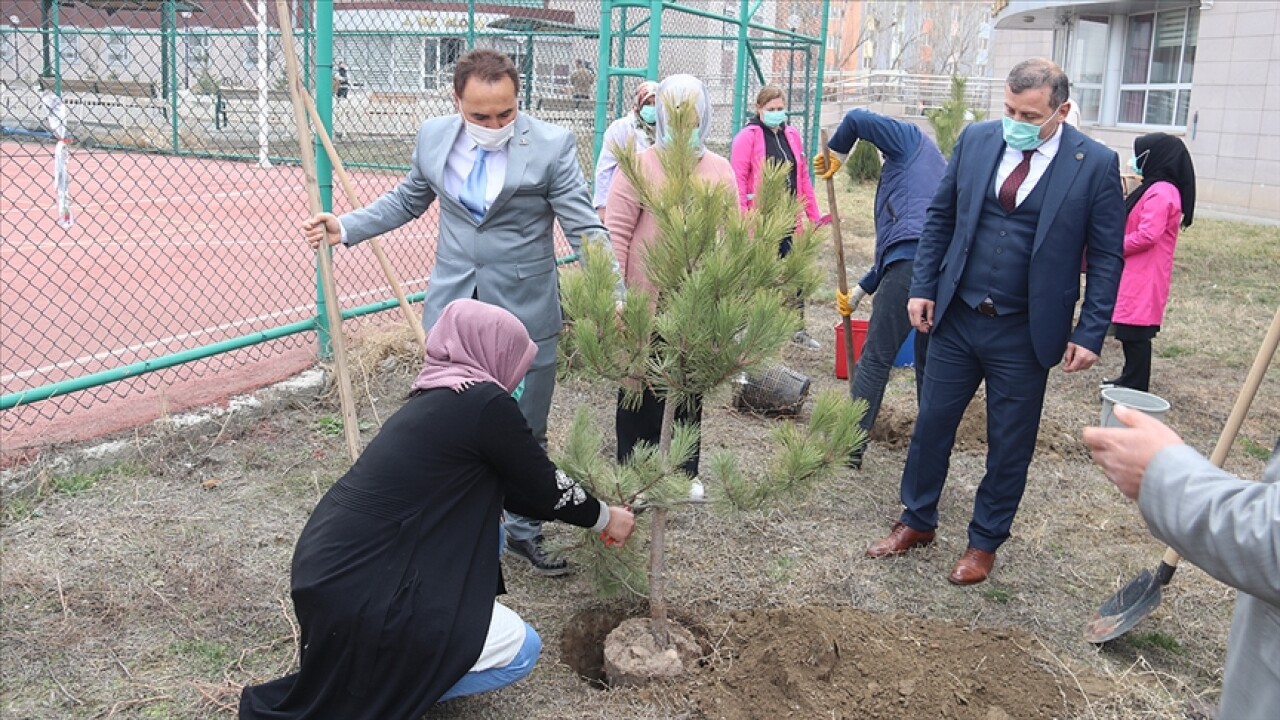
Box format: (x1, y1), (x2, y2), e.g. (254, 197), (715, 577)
(648, 396), (678, 647)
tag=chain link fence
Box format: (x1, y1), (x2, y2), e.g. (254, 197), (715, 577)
(0, 0), (824, 448)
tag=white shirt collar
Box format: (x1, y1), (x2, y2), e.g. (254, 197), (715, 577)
(1035, 120), (1065, 160)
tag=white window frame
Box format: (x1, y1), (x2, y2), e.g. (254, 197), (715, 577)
(106, 26), (131, 67)
(58, 26), (79, 66)
(1117, 6), (1197, 129)
(186, 26), (210, 66)
(1064, 15), (1110, 125)
(1, 26), (15, 64)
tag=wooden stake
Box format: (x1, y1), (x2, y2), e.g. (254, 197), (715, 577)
(276, 0), (361, 460)
(819, 130), (857, 391)
(298, 91), (427, 350)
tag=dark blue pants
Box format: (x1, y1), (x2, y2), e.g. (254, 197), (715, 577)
(851, 260), (928, 433)
(899, 303), (1049, 553)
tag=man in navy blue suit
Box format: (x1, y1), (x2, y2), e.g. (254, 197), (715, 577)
(864, 58), (1125, 585)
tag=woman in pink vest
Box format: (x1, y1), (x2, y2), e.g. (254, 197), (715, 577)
(1107, 133), (1196, 392)
(730, 85), (827, 349)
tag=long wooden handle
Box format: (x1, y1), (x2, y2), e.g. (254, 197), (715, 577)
(298, 92), (427, 350)
(277, 0), (361, 460)
(819, 130), (856, 387)
(1161, 304), (1280, 572)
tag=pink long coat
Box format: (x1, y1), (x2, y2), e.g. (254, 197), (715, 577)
(729, 123), (825, 226)
(1113, 181), (1183, 327)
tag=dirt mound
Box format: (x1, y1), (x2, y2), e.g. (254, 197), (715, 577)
(869, 401), (1088, 461)
(689, 606), (1090, 720)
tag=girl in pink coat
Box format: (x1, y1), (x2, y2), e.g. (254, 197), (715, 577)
(729, 85), (828, 349)
(1107, 133), (1196, 392)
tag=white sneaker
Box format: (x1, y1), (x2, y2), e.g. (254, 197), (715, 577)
(792, 330), (821, 351)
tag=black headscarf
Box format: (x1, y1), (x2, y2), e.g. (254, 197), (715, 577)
(1125, 132), (1196, 228)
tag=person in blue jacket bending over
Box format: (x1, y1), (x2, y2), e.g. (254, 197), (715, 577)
(814, 109), (947, 468)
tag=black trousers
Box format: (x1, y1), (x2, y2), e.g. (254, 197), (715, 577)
(616, 386), (703, 477)
(1112, 323), (1160, 393)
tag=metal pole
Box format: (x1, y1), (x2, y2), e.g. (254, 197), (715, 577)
(314, 0), (336, 359)
(160, 3), (170, 99)
(50, 0), (58, 94)
(614, 5), (627, 119)
(591, 0), (613, 167)
(809, 0), (831, 175)
(731, 0), (748, 132)
(39, 0), (50, 78)
(256, 0), (271, 168)
(166, 0), (179, 153)
(466, 0), (476, 49)
(645, 0), (661, 80)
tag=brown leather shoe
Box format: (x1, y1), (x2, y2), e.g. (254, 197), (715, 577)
(948, 547), (996, 585)
(865, 521), (936, 558)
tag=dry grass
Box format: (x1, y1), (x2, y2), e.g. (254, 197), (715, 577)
(2, 181), (1277, 719)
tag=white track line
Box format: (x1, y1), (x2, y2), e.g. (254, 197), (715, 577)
(0, 279), (429, 385)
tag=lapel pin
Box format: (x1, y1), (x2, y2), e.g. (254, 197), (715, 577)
(1075, 152), (1084, 160)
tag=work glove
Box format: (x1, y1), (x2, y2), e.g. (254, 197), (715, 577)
(813, 153), (842, 181)
(835, 286), (867, 317)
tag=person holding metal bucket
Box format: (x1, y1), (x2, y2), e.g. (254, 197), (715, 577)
(1084, 408), (1279, 720)
(1105, 133), (1196, 393)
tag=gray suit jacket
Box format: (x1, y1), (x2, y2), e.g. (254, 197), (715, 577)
(1140, 443), (1280, 718)
(341, 113), (607, 341)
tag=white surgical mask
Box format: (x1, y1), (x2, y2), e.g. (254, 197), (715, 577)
(464, 119), (516, 151)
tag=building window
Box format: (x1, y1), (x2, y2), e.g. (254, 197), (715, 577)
(1119, 7), (1197, 127)
(106, 27), (130, 67)
(1066, 16), (1108, 123)
(1, 26), (15, 64)
(59, 27), (79, 66)
(186, 28), (209, 67)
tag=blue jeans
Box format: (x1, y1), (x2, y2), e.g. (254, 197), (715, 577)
(438, 623), (542, 703)
(851, 259), (928, 434)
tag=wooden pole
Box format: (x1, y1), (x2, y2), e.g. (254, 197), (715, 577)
(298, 91), (427, 350)
(819, 130), (856, 391)
(276, 0), (361, 460)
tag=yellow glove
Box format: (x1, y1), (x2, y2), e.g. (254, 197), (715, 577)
(813, 153), (842, 181)
(836, 289), (853, 317)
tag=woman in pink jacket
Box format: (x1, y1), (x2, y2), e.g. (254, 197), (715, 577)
(1107, 133), (1196, 392)
(729, 85), (827, 349)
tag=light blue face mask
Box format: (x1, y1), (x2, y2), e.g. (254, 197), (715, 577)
(761, 109), (787, 129)
(1128, 149), (1149, 176)
(638, 104), (657, 125)
(662, 127), (701, 149)
(1001, 104), (1062, 151)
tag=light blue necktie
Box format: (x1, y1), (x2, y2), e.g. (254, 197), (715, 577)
(459, 148), (489, 222)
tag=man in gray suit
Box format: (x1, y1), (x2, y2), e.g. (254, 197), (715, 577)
(304, 49), (612, 576)
(1085, 405), (1280, 718)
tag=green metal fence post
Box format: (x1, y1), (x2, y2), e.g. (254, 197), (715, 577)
(303, 0), (312, 93)
(645, 0), (661, 80)
(591, 0), (614, 167)
(51, 0), (59, 94)
(614, 5), (628, 119)
(313, 0), (336, 359)
(809, 0), (830, 173)
(466, 0), (476, 49)
(731, 0), (748, 132)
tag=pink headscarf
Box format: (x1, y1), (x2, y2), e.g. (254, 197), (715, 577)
(411, 299), (537, 394)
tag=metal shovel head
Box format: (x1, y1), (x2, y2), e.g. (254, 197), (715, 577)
(1083, 568), (1163, 644)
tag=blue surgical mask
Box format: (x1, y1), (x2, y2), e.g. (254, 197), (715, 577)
(662, 127), (701, 149)
(638, 105), (657, 125)
(1001, 105), (1062, 151)
(1128, 149), (1149, 176)
(761, 109), (787, 128)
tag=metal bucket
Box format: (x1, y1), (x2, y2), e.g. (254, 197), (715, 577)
(732, 366), (811, 416)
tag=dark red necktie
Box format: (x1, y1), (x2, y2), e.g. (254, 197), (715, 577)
(998, 150), (1036, 213)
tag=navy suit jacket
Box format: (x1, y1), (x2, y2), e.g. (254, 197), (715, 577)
(910, 121), (1125, 368)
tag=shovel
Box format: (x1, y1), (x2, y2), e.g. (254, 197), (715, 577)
(1084, 304), (1280, 644)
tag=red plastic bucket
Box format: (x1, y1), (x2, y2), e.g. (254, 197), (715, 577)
(834, 320), (868, 379)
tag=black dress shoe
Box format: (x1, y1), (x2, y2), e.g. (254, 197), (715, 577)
(506, 535), (570, 576)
